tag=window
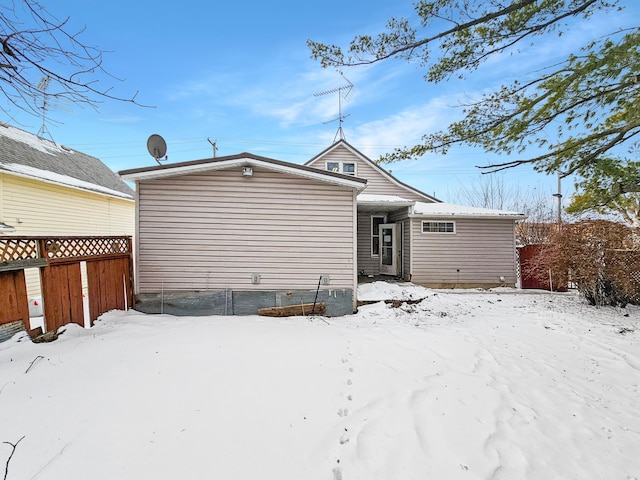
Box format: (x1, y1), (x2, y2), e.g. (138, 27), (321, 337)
(327, 161), (340, 173)
(371, 216), (385, 256)
(326, 161), (356, 176)
(422, 221), (455, 233)
(342, 162), (356, 175)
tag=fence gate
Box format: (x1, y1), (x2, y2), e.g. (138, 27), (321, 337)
(86, 256), (132, 326)
(0, 236), (133, 334)
(518, 244), (567, 291)
(41, 262), (85, 332)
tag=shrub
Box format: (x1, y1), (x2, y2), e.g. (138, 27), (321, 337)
(523, 220), (640, 306)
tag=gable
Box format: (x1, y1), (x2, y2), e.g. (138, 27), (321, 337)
(305, 141), (438, 203)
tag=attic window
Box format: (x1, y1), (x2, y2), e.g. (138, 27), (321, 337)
(326, 161), (356, 176)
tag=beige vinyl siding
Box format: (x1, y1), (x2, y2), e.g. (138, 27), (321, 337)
(307, 144), (433, 202)
(136, 168), (356, 292)
(410, 217), (517, 287)
(1, 173), (134, 298)
(357, 211), (384, 276)
(402, 219), (411, 280)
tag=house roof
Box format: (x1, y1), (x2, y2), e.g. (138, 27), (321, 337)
(0, 123), (134, 199)
(119, 152), (368, 190)
(412, 201), (525, 219)
(357, 194), (416, 212)
(305, 139), (440, 203)
(357, 193), (525, 218)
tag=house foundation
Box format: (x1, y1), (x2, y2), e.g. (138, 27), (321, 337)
(134, 288), (355, 317)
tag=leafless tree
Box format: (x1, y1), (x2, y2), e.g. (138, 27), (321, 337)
(449, 173), (558, 244)
(0, 0), (149, 124)
(450, 174), (520, 211)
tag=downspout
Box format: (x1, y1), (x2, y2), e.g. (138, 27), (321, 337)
(409, 204), (414, 282)
(352, 189), (358, 312)
(134, 181), (140, 295)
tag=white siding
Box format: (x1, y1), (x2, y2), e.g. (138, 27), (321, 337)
(410, 217), (518, 287)
(136, 167), (356, 292)
(2, 174), (134, 236)
(307, 144), (434, 202)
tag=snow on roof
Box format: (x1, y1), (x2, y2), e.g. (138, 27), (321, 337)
(0, 122), (68, 155)
(0, 161), (133, 199)
(0, 123), (134, 198)
(356, 194), (524, 218)
(357, 194), (415, 204)
(413, 201), (524, 218)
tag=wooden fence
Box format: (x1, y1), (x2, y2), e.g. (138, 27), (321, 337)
(518, 244), (568, 292)
(0, 236), (133, 334)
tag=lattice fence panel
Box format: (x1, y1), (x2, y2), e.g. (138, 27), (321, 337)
(604, 249), (640, 305)
(0, 238), (39, 263)
(44, 237), (130, 259)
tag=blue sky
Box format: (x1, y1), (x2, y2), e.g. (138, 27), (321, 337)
(5, 1), (639, 203)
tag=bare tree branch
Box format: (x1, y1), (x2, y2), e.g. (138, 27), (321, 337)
(3, 436), (25, 480)
(0, 0), (152, 123)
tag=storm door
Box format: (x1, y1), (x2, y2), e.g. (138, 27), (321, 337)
(379, 224), (400, 276)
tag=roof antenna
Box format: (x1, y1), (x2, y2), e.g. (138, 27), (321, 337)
(147, 134), (168, 165)
(207, 137), (218, 158)
(37, 76), (54, 141)
(314, 74), (354, 142)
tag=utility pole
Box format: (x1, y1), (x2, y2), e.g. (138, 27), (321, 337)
(207, 137), (218, 158)
(552, 171), (562, 224)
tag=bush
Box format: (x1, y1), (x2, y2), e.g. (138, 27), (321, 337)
(524, 220), (640, 306)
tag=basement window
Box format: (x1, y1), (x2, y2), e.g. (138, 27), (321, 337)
(422, 221), (455, 234)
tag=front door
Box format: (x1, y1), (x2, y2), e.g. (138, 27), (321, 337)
(379, 223), (399, 276)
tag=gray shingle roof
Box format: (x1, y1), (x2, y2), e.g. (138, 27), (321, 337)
(0, 123), (133, 198)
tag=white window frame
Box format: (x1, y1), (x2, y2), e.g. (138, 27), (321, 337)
(421, 220), (456, 234)
(325, 161), (356, 176)
(371, 215), (386, 257)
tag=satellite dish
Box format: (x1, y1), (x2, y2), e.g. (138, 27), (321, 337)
(147, 134), (167, 165)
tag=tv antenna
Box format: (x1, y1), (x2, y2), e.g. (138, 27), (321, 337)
(207, 137), (218, 158)
(35, 76), (72, 141)
(147, 134), (168, 165)
(37, 76), (53, 140)
(314, 75), (354, 142)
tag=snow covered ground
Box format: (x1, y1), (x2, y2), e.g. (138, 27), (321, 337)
(1, 282), (639, 480)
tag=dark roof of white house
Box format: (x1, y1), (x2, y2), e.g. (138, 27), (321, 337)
(0, 123), (134, 199)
